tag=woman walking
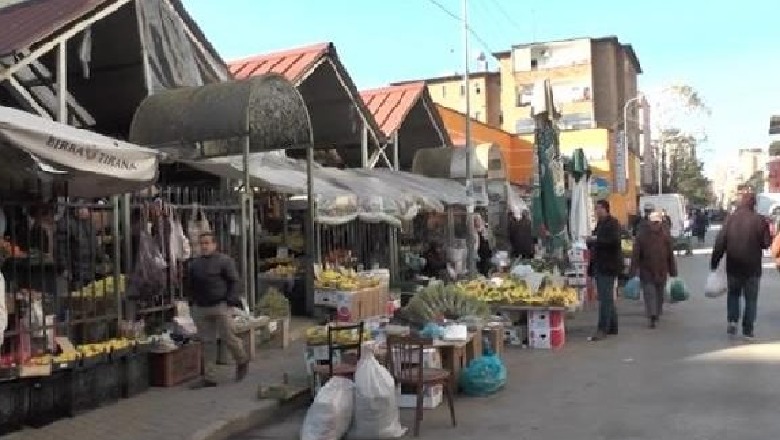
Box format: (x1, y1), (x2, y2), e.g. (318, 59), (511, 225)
(630, 211), (678, 328)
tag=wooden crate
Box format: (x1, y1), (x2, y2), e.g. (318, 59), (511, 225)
(149, 342), (201, 387)
(482, 326), (505, 358)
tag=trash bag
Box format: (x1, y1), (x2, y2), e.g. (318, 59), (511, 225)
(623, 277), (641, 300)
(126, 229), (167, 299)
(301, 377), (355, 440)
(705, 266), (727, 298)
(668, 277), (689, 303)
(347, 350), (406, 439)
(459, 350), (507, 397)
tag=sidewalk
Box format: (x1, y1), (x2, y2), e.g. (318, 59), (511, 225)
(6, 319), (313, 440)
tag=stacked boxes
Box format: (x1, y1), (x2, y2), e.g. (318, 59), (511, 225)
(528, 311), (565, 350)
(395, 348), (443, 409)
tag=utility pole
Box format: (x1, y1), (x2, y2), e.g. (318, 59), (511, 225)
(462, 0), (476, 275)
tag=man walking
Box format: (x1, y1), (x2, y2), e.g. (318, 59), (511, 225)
(587, 200), (623, 341)
(711, 192), (771, 340)
(186, 232), (249, 387)
(630, 211), (677, 329)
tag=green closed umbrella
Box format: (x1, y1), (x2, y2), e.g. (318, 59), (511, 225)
(531, 80), (569, 256)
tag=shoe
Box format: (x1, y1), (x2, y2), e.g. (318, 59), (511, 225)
(727, 323), (737, 336)
(235, 362), (249, 382)
(190, 379), (218, 390)
(648, 317), (657, 329)
(588, 330), (607, 342)
(607, 329), (619, 335)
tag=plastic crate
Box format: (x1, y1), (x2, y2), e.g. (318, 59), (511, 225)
(120, 347), (150, 398)
(27, 371), (70, 427)
(68, 363), (98, 415)
(0, 379), (29, 435)
(94, 356), (121, 405)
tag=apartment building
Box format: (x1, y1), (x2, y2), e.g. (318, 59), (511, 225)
(493, 36), (641, 135)
(393, 71), (502, 127)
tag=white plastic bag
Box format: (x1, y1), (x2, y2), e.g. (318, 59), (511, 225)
(705, 265), (728, 298)
(347, 350), (406, 439)
(301, 377), (355, 440)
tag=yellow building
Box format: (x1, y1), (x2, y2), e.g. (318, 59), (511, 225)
(493, 36), (641, 137)
(394, 71), (502, 127)
(520, 128), (640, 225)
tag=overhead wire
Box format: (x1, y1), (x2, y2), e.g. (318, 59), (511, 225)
(422, 0), (497, 58)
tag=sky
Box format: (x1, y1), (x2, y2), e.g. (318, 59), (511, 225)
(184, 0), (780, 175)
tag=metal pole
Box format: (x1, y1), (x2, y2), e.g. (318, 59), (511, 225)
(657, 135), (664, 195)
(56, 41), (67, 123)
(305, 147), (316, 315)
(463, 0), (476, 276)
(241, 138), (252, 310)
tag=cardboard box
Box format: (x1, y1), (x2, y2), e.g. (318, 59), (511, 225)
(482, 325), (505, 357)
(529, 325), (565, 350)
(528, 310), (564, 331)
(397, 384), (443, 409)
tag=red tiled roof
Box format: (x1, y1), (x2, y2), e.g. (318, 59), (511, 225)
(228, 42), (331, 84)
(0, 0), (109, 56)
(359, 82), (427, 137)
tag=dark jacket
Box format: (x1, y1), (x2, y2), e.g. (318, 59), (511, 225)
(588, 215), (623, 277)
(630, 223), (677, 283)
(509, 217), (535, 257)
(56, 216), (97, 285)
(185, 252), (241, 307)
(711, 207), (771, 277)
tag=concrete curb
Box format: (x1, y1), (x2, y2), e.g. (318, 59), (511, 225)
(190, 391), (311, 440)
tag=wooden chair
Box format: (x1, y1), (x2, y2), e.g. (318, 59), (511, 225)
(312, 322), (364, 382)
(386, 334), (457, 437)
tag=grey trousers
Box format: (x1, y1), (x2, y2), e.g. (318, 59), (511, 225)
(192, 303), (248, 382)
(642, 281), (665, 319)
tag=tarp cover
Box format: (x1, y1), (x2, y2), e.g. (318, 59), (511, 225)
(0, 106), (159, 197)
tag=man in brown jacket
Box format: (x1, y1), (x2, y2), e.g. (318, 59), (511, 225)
(630, 211), (678, 329)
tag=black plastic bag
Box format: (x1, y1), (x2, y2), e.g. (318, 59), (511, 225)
(126, 229), (167, 299)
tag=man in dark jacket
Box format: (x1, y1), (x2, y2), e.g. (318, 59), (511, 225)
(509, 210), (535, 259)
(711, 192), (771, 339)
(186, 232), (248, 387)
(587, 200), (623, 341)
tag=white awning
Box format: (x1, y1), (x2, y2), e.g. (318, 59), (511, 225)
(0, 106), (160, 197)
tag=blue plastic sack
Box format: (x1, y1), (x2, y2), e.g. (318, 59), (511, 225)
(419, 323), (443, 339)
(623, 277), (641, 300)
(668, 277), (689, 303)
(459, 352), (507, 397)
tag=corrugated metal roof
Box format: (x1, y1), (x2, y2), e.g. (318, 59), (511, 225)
(0, 0), (109, 56)
(228, 42), (330, 84)
(359, 82), (426, 137)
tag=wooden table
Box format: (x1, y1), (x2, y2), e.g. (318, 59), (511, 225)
(432, 333), (479, 394)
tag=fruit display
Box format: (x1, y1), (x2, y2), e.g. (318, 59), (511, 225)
(71, 275), (127, 298)
(315, 268), (380, 291)
(305, 325), (372, 346)
(25, 338), (136, 366)
(257, 288), (291, 318)
(456, 277), (579, 308)
(403, 283), (491, 323)
(266, 263), (297, 277)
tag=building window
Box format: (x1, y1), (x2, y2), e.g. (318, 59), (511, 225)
(515, 118), (535, 134)
(516, 84), (533, 107)
(559, 113), (593, 130)
(475, 111), (482, 121)
(475, 84), (482, 94)
(460, 85), (465, 96)
(530, 59), (539, 70)
(442, 85), (446, 97)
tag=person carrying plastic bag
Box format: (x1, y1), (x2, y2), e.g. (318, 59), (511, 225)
(301, 377), (355, 440)
(623, 276), (641, 301)
(710, 192), (772, 340)
(629, 211), (677, 329)
(705, 264), (728, 298)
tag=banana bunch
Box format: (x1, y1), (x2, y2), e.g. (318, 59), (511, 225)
(305, 325), (372, 345)
(267, 263), (297, 276)
(540, 286), (580, 307)
(71, 275), (127, 298)
(404, 283), (490, 322)
(315, 268), (380, 291)
(76, 338), (134, 357)
(456, 278), (534, 304)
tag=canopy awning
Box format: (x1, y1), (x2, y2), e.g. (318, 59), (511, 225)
(129, 74), (313, 159)
(0, 105), (160, 197)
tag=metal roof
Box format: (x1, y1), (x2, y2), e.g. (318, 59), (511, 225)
(228, 42), (330, 84)
(360, 82), (428, 137)
(0, 0), (109, 56)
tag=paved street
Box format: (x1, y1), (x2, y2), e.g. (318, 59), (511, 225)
(241, 230), (780, 440)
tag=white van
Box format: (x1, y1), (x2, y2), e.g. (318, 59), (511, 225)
(639, 194), (687, 237)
